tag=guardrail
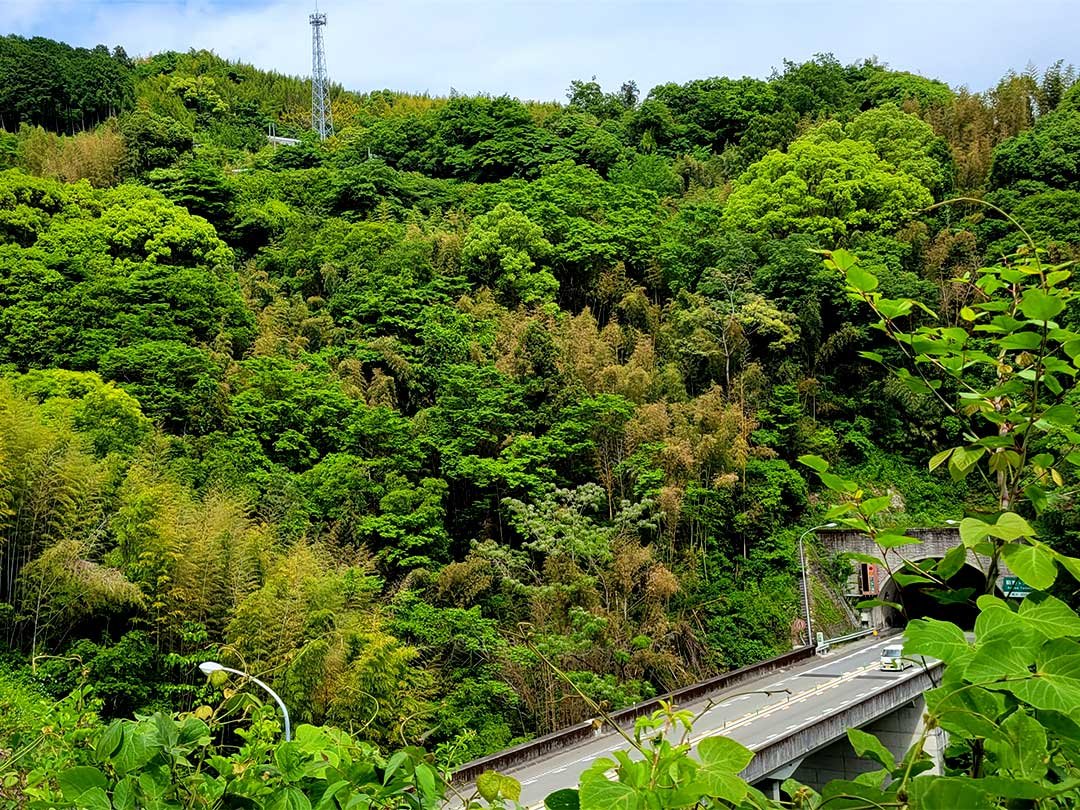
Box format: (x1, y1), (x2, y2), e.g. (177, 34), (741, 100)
(743, 658), (944, 783)
(452, 644), (816, 785)
(816, 626), (880, 653)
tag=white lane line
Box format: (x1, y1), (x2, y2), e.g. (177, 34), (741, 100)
(518, 655), (928, 802)
(688, 662), (883, 747)
(516, 660), (924, 807)
(525, 646), (907, 789)
(801, 638), (892, 676)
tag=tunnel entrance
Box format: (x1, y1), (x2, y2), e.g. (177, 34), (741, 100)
(877, 561), (993, 629)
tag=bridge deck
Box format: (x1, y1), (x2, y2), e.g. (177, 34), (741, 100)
(491, 634), (932, 806)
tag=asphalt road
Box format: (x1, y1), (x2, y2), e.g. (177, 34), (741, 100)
(485, 634), (927, 808)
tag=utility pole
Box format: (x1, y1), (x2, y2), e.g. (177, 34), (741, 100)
(310, 6), (333, 140)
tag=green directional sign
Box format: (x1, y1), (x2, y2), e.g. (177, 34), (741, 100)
(1001, 576), (1033, 598)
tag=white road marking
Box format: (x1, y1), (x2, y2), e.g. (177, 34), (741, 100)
(510, 637), (910, 805)
(801, 638), (892, 676)
(687, 661), (889, 748)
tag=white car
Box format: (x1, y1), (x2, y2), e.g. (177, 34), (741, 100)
(879, 644), (912, 671)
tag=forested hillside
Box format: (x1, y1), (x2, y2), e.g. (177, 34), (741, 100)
(2, 37), (1080, 786)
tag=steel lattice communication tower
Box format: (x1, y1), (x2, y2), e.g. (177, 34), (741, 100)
(309, 9), (333, 140)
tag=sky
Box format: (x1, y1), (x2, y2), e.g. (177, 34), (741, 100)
(2, 0), (1078, 100)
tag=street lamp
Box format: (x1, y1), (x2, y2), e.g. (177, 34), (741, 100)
(799, 523), (837, 647)
(199, 661), (292, 742)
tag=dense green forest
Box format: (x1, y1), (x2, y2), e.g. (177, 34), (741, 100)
(2, 35), (1080, 808)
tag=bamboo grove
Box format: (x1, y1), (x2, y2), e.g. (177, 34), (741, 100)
(1, 39), (1079, 792)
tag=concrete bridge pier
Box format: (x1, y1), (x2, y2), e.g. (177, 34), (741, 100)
(756, 696), (946, 794)
(756, 760), (804, 801)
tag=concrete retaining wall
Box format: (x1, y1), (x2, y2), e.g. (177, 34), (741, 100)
(820, 527), (1014, 591)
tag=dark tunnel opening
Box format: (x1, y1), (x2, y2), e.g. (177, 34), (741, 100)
(878, 561), (995, 630)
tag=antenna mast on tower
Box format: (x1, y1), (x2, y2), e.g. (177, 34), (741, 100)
(309, 6), (333, 140)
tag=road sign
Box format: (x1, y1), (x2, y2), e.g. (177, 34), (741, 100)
(1001, 576), (1033, 598)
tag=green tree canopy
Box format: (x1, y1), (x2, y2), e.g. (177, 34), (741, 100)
(990, 84), (1080, 190)
(722, 126), (934, 241)
(461, 202), (558, 306)
(0, 171), (252, 391)
(845, 103), (953, 195)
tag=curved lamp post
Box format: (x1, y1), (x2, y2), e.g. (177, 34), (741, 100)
(799, 523), (837, 647)
(199, 661), (292, 742)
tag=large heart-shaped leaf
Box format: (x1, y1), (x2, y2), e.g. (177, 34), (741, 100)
(697, 735), (753, 773)
(1002, 543), (1057, 590)
(1020, 288), (1065, 321)
(476, 771), (502, 802)
(964, 638), (1034, 683)
(58, 767), (107, 801)
(927, 684), (1007, 740)
(987, 710), (1048, 780)
(846, 728), (895, 770)
(846, 264), (879, 293)
(990, 512), (1035, 540)
(960, 518), (992, 548)
(1019, 593), (1080, 639)
(267, 786), (312, 810)
(905, 618), (969, 662)
(996, 654), (1080, 713)
(579, 777), (641, 810)
(975, 606), (1042, 652)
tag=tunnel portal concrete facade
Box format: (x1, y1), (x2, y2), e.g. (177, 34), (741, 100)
(818, 527), (1016, 625)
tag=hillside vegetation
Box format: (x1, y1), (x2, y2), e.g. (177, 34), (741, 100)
(2, 39), (1080, 807)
